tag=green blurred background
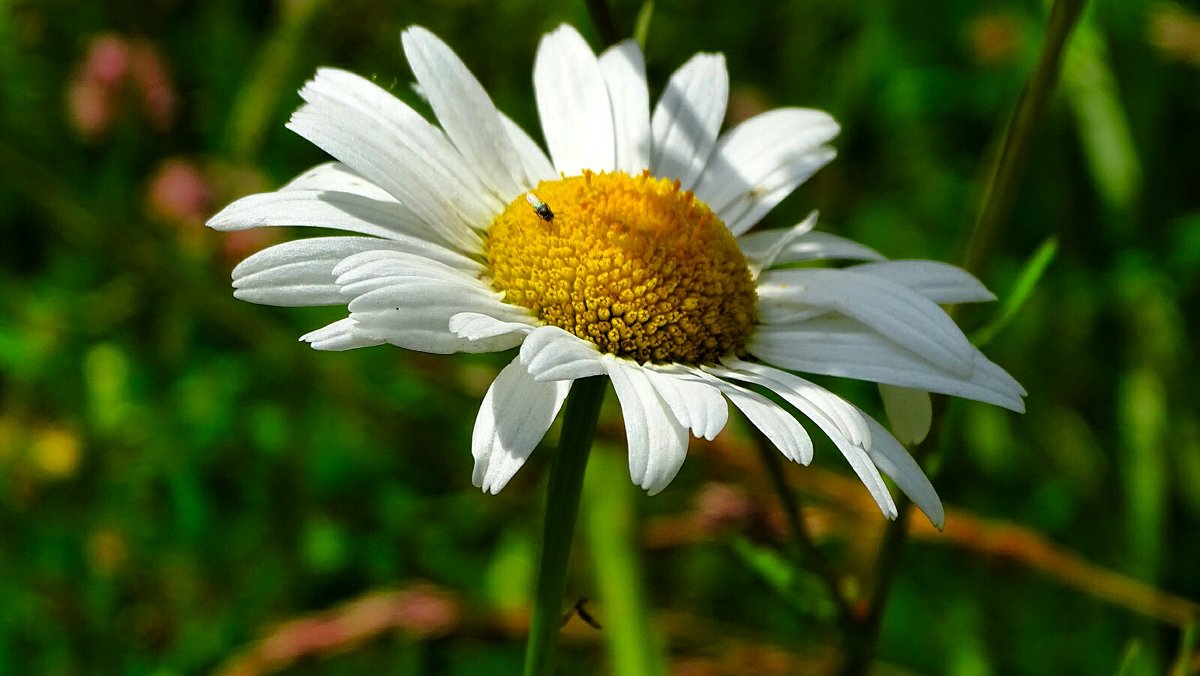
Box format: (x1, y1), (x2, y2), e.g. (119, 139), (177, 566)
(1, 0), (1197, 673)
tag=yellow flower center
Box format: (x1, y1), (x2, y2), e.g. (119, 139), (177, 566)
(485, 171), (757, 364)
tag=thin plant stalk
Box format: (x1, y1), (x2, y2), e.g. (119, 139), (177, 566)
(753, 437), (857, 635)
(839, 1), (1088, 674)
(523, 376), (608, 676)
(961, 0), (1088, 279)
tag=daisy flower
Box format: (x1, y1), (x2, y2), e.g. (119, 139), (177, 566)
(207, 25), (1025, 529)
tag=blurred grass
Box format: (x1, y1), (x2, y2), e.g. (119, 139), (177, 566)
(1, 0), (1198, 674)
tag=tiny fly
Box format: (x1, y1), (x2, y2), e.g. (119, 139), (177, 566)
(525, 192), (555, 222)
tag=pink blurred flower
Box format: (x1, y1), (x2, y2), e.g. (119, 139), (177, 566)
(67, 33), (177, 139)
(146, 158), (213, 228)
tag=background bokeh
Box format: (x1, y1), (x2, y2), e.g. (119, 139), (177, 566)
(1, 0), (1198, 674)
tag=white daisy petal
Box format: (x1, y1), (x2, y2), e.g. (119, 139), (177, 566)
(756, 279), (834, 325)
(300, 317), (385, 351)
(831, 431), (898, 519)
(519, 326), (607, 382)
(207, 189), (482, 264)
(698, 115), (838, 234)
(352, 309), (522, 354)
(714, 357), (869, 447)
(851, 260), (996, 304)
(345, 277), (510, 315)
(286, 106), (460, 235)
(739, 212), (820, 278)
(701, 374), (813, 465)
(402, 26), (525, 200)
(472, 357), (571, 494)
(599, 40), (651, 174)
(448, 312), (537, 352)
(280, 161), (395, 201)
(500, 113), (557, 186)
(749, 319), (1026, 411)
(332, 249), (485, 287)
(878, 384), (933, 445)
(534, 25), (615, 175)
(643, 367), (729, 440)
(603, 357), (690, 495)
(290, 68), (500, 229)
(650, 53), (728, 189)
(232, 236), (424, 307)
(861, 412), (944, 529)
(722, 146), (836, 235)
(706, 361), (897, 518)
(696, 108), (839, 215)
(758, 268), (977, 377)
(753, 230), (886, 264)
(335, 255), (529, 354)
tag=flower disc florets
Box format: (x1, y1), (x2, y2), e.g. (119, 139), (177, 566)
(486, 170), (757, 364)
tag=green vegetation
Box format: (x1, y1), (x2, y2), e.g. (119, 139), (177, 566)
(1, 0), (1197, 673)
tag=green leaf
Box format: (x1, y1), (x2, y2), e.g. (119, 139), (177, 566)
(973, 236), (1058, 347)
(727, 537), (836, 621)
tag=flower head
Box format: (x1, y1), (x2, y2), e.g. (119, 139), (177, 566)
(208, 25), (1026, 528)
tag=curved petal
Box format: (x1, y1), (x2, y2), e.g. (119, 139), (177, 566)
(757, 268), (977, 377)
(500, 112), (557, 186)
(707, 362), (897, 519)
(280, 162), (396, 201)
(720, 146), (836, 235)
(715, 357), (868, 447)
(289, 68), (500, 231)
(232, 236), (461, 307)
(603, 357), (689, 495)
(742, 230), (885, 265)
(207, 189), (482, 262)
(650, 53), (728, 189)
(693, 108), (839, 235)
(697, 108), (839, 210)
(738, 212), (819, 278)
(851, 260), (996, 304)
(448, 312), (537, 352)
(642, 366), (729, 441)
(599, 40), (651, 173)
(749, 319), (1026, 411)
(402, 26), (525, 200)
(861, 412), (944, 529)
(337, 254), (530, 354)
(520, 326), (607, 382)
(534, 25), (615, 175)
(472, 357), (571, 494)
(299, 317), (385, 351)
(697, 372), (813, 465)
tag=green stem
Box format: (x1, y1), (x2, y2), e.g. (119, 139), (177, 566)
(523, 376), (607, 676)
(842, 3), (1087, 673)
(961, 0), (1087, 278)
(223, 0), (325, 161)
(753, 438), (857, 634)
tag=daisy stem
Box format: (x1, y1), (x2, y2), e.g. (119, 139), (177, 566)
(524, 375), (607, 676)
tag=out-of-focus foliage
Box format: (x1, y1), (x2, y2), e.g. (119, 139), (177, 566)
(1, 0), (1197, 673)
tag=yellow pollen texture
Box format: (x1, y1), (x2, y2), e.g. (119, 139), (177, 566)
(485, 171), (757, 364)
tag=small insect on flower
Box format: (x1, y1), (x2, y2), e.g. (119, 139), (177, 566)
(525, 192), (554, 222)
